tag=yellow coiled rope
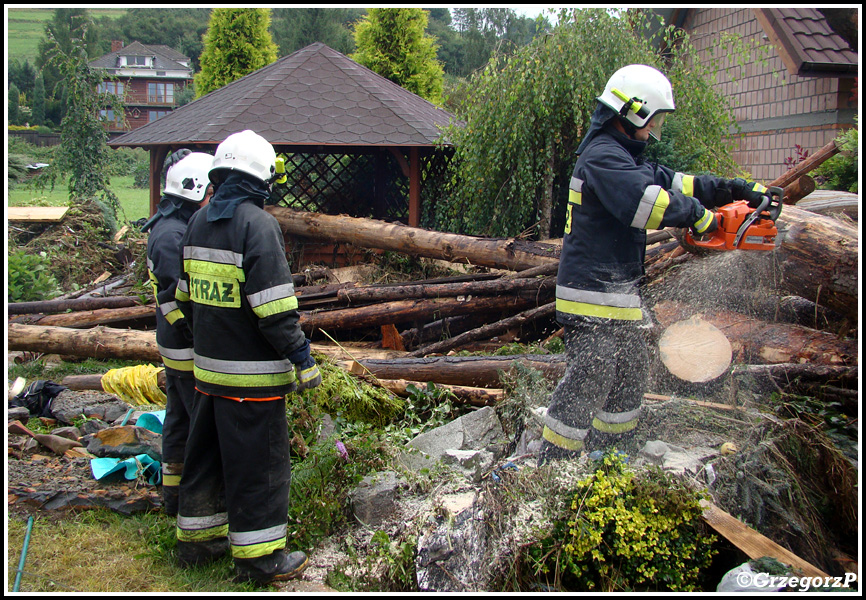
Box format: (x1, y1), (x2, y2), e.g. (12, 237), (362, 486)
(101, 364), (167, 406)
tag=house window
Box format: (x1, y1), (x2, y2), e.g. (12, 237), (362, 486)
(127, 55), (148, 67)
(148, 110), (169, 122)
(97, 81), (125, 96)
(147, 82), (174, 104)
(99, 109), (123, 126)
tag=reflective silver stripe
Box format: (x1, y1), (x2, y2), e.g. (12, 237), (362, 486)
(177, 512), (228, 531)
(543, 413), (590, 441)
(247, 283), (296, 308)
(160, 300), (180, 317)
(177, 279), (189, 294)
(229, 524), (287, 547)
(194, 353), (293, 374)
(158, 345), (194, 361)
(570, 176), (583, 193)
(555, 285), (640, 309)
(183, 245), (244, 267)
(671, 172), (684, 193)
(631, 184), (668, 229)
(595, 407), (642, 425)
(146, 257), (154, 271)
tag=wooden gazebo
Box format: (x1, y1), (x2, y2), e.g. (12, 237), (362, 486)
(109, 43), (458, 229)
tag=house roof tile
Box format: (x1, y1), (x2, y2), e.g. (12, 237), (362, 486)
(89, 40), (193, 73)
(110, 43), (458, 149)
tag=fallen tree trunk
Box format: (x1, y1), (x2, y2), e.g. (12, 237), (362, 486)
(12, 305), (156, 328)
(409, 302), (556, 358)
(266, 206), (561, 271)
(9, 296), (141, 315)
(768, 138), (841, 190)
(335, 276), (555, 306)
(7, 323), (161, 362)
(300, 294), (545, 334)
(774, 204), (859, 321)
(781, 175), (816, 205)
(653, 301), (857, 366)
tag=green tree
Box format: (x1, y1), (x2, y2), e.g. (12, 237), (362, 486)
(9, 83), (21, 125)
(437, 8), (738, 239)
(46, 18), (125, 227)
(351, 8), (444, 105)
(32, 72), (46, 127)
(195, 8), (278, 98)
(271, 8), (364, 56)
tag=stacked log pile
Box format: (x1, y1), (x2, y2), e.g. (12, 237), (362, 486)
(8, 174), (858, 402)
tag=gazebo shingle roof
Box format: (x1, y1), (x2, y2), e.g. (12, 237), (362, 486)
(110, 42), (457, 148)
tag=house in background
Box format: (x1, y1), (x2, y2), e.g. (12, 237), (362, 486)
(88, 40), (194, 133)
(655, 7), (858, 182)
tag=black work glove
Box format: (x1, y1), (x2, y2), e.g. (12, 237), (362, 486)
(295, 356), (322, 391)
(730, 178), (769, 208)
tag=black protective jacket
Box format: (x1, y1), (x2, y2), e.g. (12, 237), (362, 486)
(175, 175), (309, 399)
(556, 125), (733, 324)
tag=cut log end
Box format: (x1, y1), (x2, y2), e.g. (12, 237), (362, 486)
(658, 316), (733, 383)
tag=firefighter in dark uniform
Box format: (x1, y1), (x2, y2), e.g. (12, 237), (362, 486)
(142, 150), (214, 516)
(174, 130), (321, 583)
(539, 64), (769, 463)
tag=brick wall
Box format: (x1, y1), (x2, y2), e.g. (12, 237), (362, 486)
(682, 8), (855, 182)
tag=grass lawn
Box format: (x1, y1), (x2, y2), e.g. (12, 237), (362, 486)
(8, 175), (151, 222)
(7, 7), (127, 64)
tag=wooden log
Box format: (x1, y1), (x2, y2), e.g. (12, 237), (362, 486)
(657, 316), (733, 382)
(300, 294), (543, 334)
(781, 175), (816, 205)
(700, 499), (830, 579)
(374, 379), (503, 407)
(409, 302), (556, 358)
(335, 276), (554, 306)
(768, 139), (841, 189)
(13, 305), (156, 328)
(9, 296), (141, 315)
(266, 206), (561, 271)
(7, 323), (162, 362)
(653, 301), (857, 366)
(351, 354), (567, 388)
(774, 204), (859, 321)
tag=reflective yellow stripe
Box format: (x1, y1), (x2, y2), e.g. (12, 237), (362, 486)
(163, 357), (194, 372)
(693, 209), (714, 234)
(165, 308), (184, 325)
(556, 298), (643, 321)
(184, 258), (245, 282)
(193, 366), (296, 389)
(542, 425), (585, 451)
(162, 473), (182, 486)
(752, 182), (768, 194)
(177, 523), (229, 543)
(682, 175), (695, 197)
(592, 416), (639, 434)
(252, 296), (299, 318)
(231, 537), (286, 560)
(568, 188), (582, 206)
(645, 188), (670, 230)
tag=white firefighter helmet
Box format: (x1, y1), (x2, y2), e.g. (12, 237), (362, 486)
(209, 130), (277, 185)
(598, 64), (675, 140)
(164, 152), (213, 203)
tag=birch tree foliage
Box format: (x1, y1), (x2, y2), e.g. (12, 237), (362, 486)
(437, 8), (739, 239)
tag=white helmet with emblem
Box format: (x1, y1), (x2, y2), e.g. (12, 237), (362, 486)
(598, 64), (675, 140)
(164, 152), (213, 203)
(209, 130), (277, 185)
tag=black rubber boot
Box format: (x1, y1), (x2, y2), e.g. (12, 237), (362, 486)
(234, 550), (309, 584)
(536, 439), (581, 467)
(176, 538), (229, 567)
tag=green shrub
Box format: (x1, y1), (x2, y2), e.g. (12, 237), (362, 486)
(814, 117), (858, 193)
(8, 249), (61, 302)
(527, 453), (717, 591)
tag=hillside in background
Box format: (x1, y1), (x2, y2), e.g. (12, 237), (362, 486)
(6, 7), (127, 64)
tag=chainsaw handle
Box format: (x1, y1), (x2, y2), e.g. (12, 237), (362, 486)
(764, 186), (784, 221)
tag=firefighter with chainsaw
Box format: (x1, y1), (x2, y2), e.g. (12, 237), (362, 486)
(539, 64), (770, 464)
(174, 130), (321, 583)
(142, 150), (214, 515)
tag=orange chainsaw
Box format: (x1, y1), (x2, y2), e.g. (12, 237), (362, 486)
(684, 186), (784, 251)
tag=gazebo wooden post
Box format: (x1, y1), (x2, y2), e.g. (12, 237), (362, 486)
(409, 147), (421, 227)
(149, 146), (170, 217)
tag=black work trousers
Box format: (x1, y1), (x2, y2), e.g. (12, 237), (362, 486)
(177, 391), (291, 561)
(161, 373), (196, 516)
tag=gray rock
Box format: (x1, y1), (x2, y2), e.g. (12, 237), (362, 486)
(639, 440), (670, 465)
(49, 426), (82, 441)
(51, 390), (131, 426)
(441, 449), (495, 483)
(349, 471), (406, 527)
(8, 407), (31, 422)
(81, 419), (110, 435)
(85, 425), (162, 461)
(399, 407), (507, 472)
